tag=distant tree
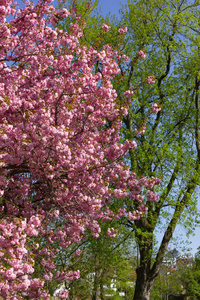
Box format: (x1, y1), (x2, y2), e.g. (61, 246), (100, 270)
(151, 248), (188, 300)
(65, 224), (136, 300)
(181, 247), (200, 300)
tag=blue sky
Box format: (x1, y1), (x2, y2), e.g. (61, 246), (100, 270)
(97, 0), (127, 16)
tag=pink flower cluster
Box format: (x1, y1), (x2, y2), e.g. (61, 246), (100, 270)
(138, 50), (147, 59)
(146, 190), (160, 202)
(128, 211), (144, 221)
(135, 126), (146, 135)
(0, 218), (47, 299)
(118, 27), (127, 33)
(124, 90), (135, 98)
(152, 103), (161, 113)
(107, 228), (117, 238)
(147, 76), (156, 84)
(0, 0), (161, 298)
(102, 23), (111, 32)
(75, 249), (82, 257)
(56, 289), (69, 299)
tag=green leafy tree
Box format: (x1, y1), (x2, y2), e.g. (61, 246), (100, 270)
(56, 1), (200, 299)
(62, 224), (137, 300)
(118, 1), (200, 298)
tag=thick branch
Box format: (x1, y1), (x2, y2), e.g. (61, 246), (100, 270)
(195, 76), (200, 161)
(150, 178), (197, 279)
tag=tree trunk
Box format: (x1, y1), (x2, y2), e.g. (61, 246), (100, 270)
(133, 266), (155, 300)
(100, 281), (105, 300)
(92, 271), (98, 300)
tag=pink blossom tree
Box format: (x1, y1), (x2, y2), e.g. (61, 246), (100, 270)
(0, 0), (160, 299)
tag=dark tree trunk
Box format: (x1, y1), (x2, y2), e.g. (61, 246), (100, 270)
(133, 266), (155, 300)
(100, 281), (105, 300)
(92, 284), (98, 300)
(92, 291), (98, 300)
(92, 269), (100, 300)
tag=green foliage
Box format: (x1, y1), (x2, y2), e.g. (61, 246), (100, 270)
(183, 269), (200, 300)
(151, 249), (187, 299)
(150, 246), (200, 300)
(117, 1), (200, 276)
(180, 247), (200, 300)
(66, 224), (137, 299)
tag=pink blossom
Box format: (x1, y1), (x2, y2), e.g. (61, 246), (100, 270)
(92, 233), (99, 238)
(30, 278), (44, 289)
(146, 190), (160, 202)
(138, 50), (147, 59)
(128, 211), (141, 221)
(118, 27), (127, 33)
(5, 268), (16, 280)
(147, 76), (155, 84)
(59, 8), (70, 18)
(151, 103), (161, 113)
(124, 90), (134, 98)
(102, 23), (111, 32)
(29, 215), (41, 227)
(75, 249), (82, 257)
(25, 227), (38, 237)
(107, 228), (117, 238)
(135, 127), (146, 135)
(135, 195), (144, 202)
(19, 277), (30, 290)
(57, 288), (69, 299)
